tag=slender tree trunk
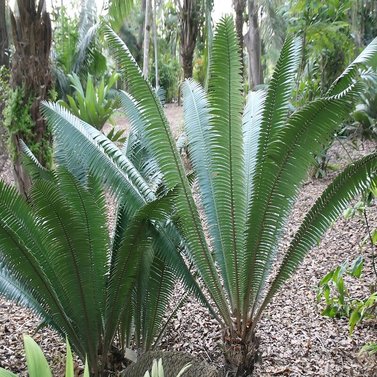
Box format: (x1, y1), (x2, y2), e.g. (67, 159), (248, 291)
(152, 0), (158, 88)
(245, 0), (263, 89)
(137, 0), (146, 64)
(9, 0), (52, 197)
(0, 0), (9, 67)
(233, 0), (246, 53)
(204, 0), (212, 89)
(142, 0), (151, 79)
(351, 0), (362, 48)
(180, 0), (199, 79)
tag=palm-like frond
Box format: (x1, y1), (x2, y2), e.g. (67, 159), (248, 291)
(102, 22), (231, 325)
(243, 35), (301, 312)
(104, 194), (173, 350)
(255, 152), (377, 323)
(0, 263), (53, 330)
(245, 83), (364, 316)
(0, 164), (177, 372)
(243, 90), (266, 205)
(42, 102), (154, 211)
(0, 179), (89, 358)
(105, 0), (135, 32)
(30, 169), (108, 366)
(328, 37), (377, 96)
(182, 79), (229, 294)
(205, 17), (246, 315)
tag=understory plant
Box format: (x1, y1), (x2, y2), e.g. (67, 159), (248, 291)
(57, 72), (125, 143)
(40, 17), (377, 376)
(143, 359), (191, 377)
(318, 183), (377, 336)
(0, 335), (89, 377)
(317, 256), (377, 333)
(343, 71), (377, 139)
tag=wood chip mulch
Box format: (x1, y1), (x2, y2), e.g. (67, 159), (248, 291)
(0, 107), (377, 376)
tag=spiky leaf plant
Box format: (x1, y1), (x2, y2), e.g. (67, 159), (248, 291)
(42, 17), (377, 375)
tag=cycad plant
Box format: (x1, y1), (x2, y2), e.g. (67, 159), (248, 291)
(0, 157), (203, 376)
(42, 17), (377, 376)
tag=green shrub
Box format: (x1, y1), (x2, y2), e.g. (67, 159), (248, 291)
(150, 55), (180, 103)
(58, 72), (120, 129)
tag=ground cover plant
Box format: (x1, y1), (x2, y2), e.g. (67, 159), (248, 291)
(33, 15), (377, 376)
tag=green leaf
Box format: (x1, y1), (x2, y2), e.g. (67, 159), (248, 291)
(349, 309), (361, 334)
(350, 256), (364, 278)
(206, 17), (246, 312)
(0, 369), (17, 377)
(258, 152), (377, 322)
(23, 335), (52, 377)
(102, 21), (231, 325)
(372, 229), (377, 245)
(65, 338), (74, 377)
(83, 358), (90, 377)
(319, 270), (334, 286)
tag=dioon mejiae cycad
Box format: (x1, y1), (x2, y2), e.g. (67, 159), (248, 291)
(0, 160), (198, 376)
(29, 17), (377, 376)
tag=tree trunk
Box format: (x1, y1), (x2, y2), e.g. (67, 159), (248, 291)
(137, 0), (146, 64)
(180, 0), (199, 79)
(0, 0), (9, 67)
(152, 0), (158, 88)
(142, 0), (151, 79)
(9, 0), (52, 197)
(245, 0), (263, 90)
(233, 0), (246, 53)
(351, 0), (362, 48)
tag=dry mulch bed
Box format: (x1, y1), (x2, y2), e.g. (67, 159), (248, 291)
(0, 105), (377, 376)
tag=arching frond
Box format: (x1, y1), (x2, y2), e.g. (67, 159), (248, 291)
(42, 102), (154, 212)
(243, 35), (301, 313)
(256, 152), (377, 323)
(206, 17), (246, 314)
(245, 83), (364, 315)
(102, 23), (231, 325)
(328, 37), (377, 95)
(182, 79), (229, 294)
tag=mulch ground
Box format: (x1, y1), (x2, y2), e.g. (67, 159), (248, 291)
(0, 104), (377, 376)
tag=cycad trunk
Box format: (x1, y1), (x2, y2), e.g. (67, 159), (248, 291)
(223, 327), (260, 376)
(9, 0), (52, 196)
(0, 0), (9, 68)
(245, 0), (263, 89)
